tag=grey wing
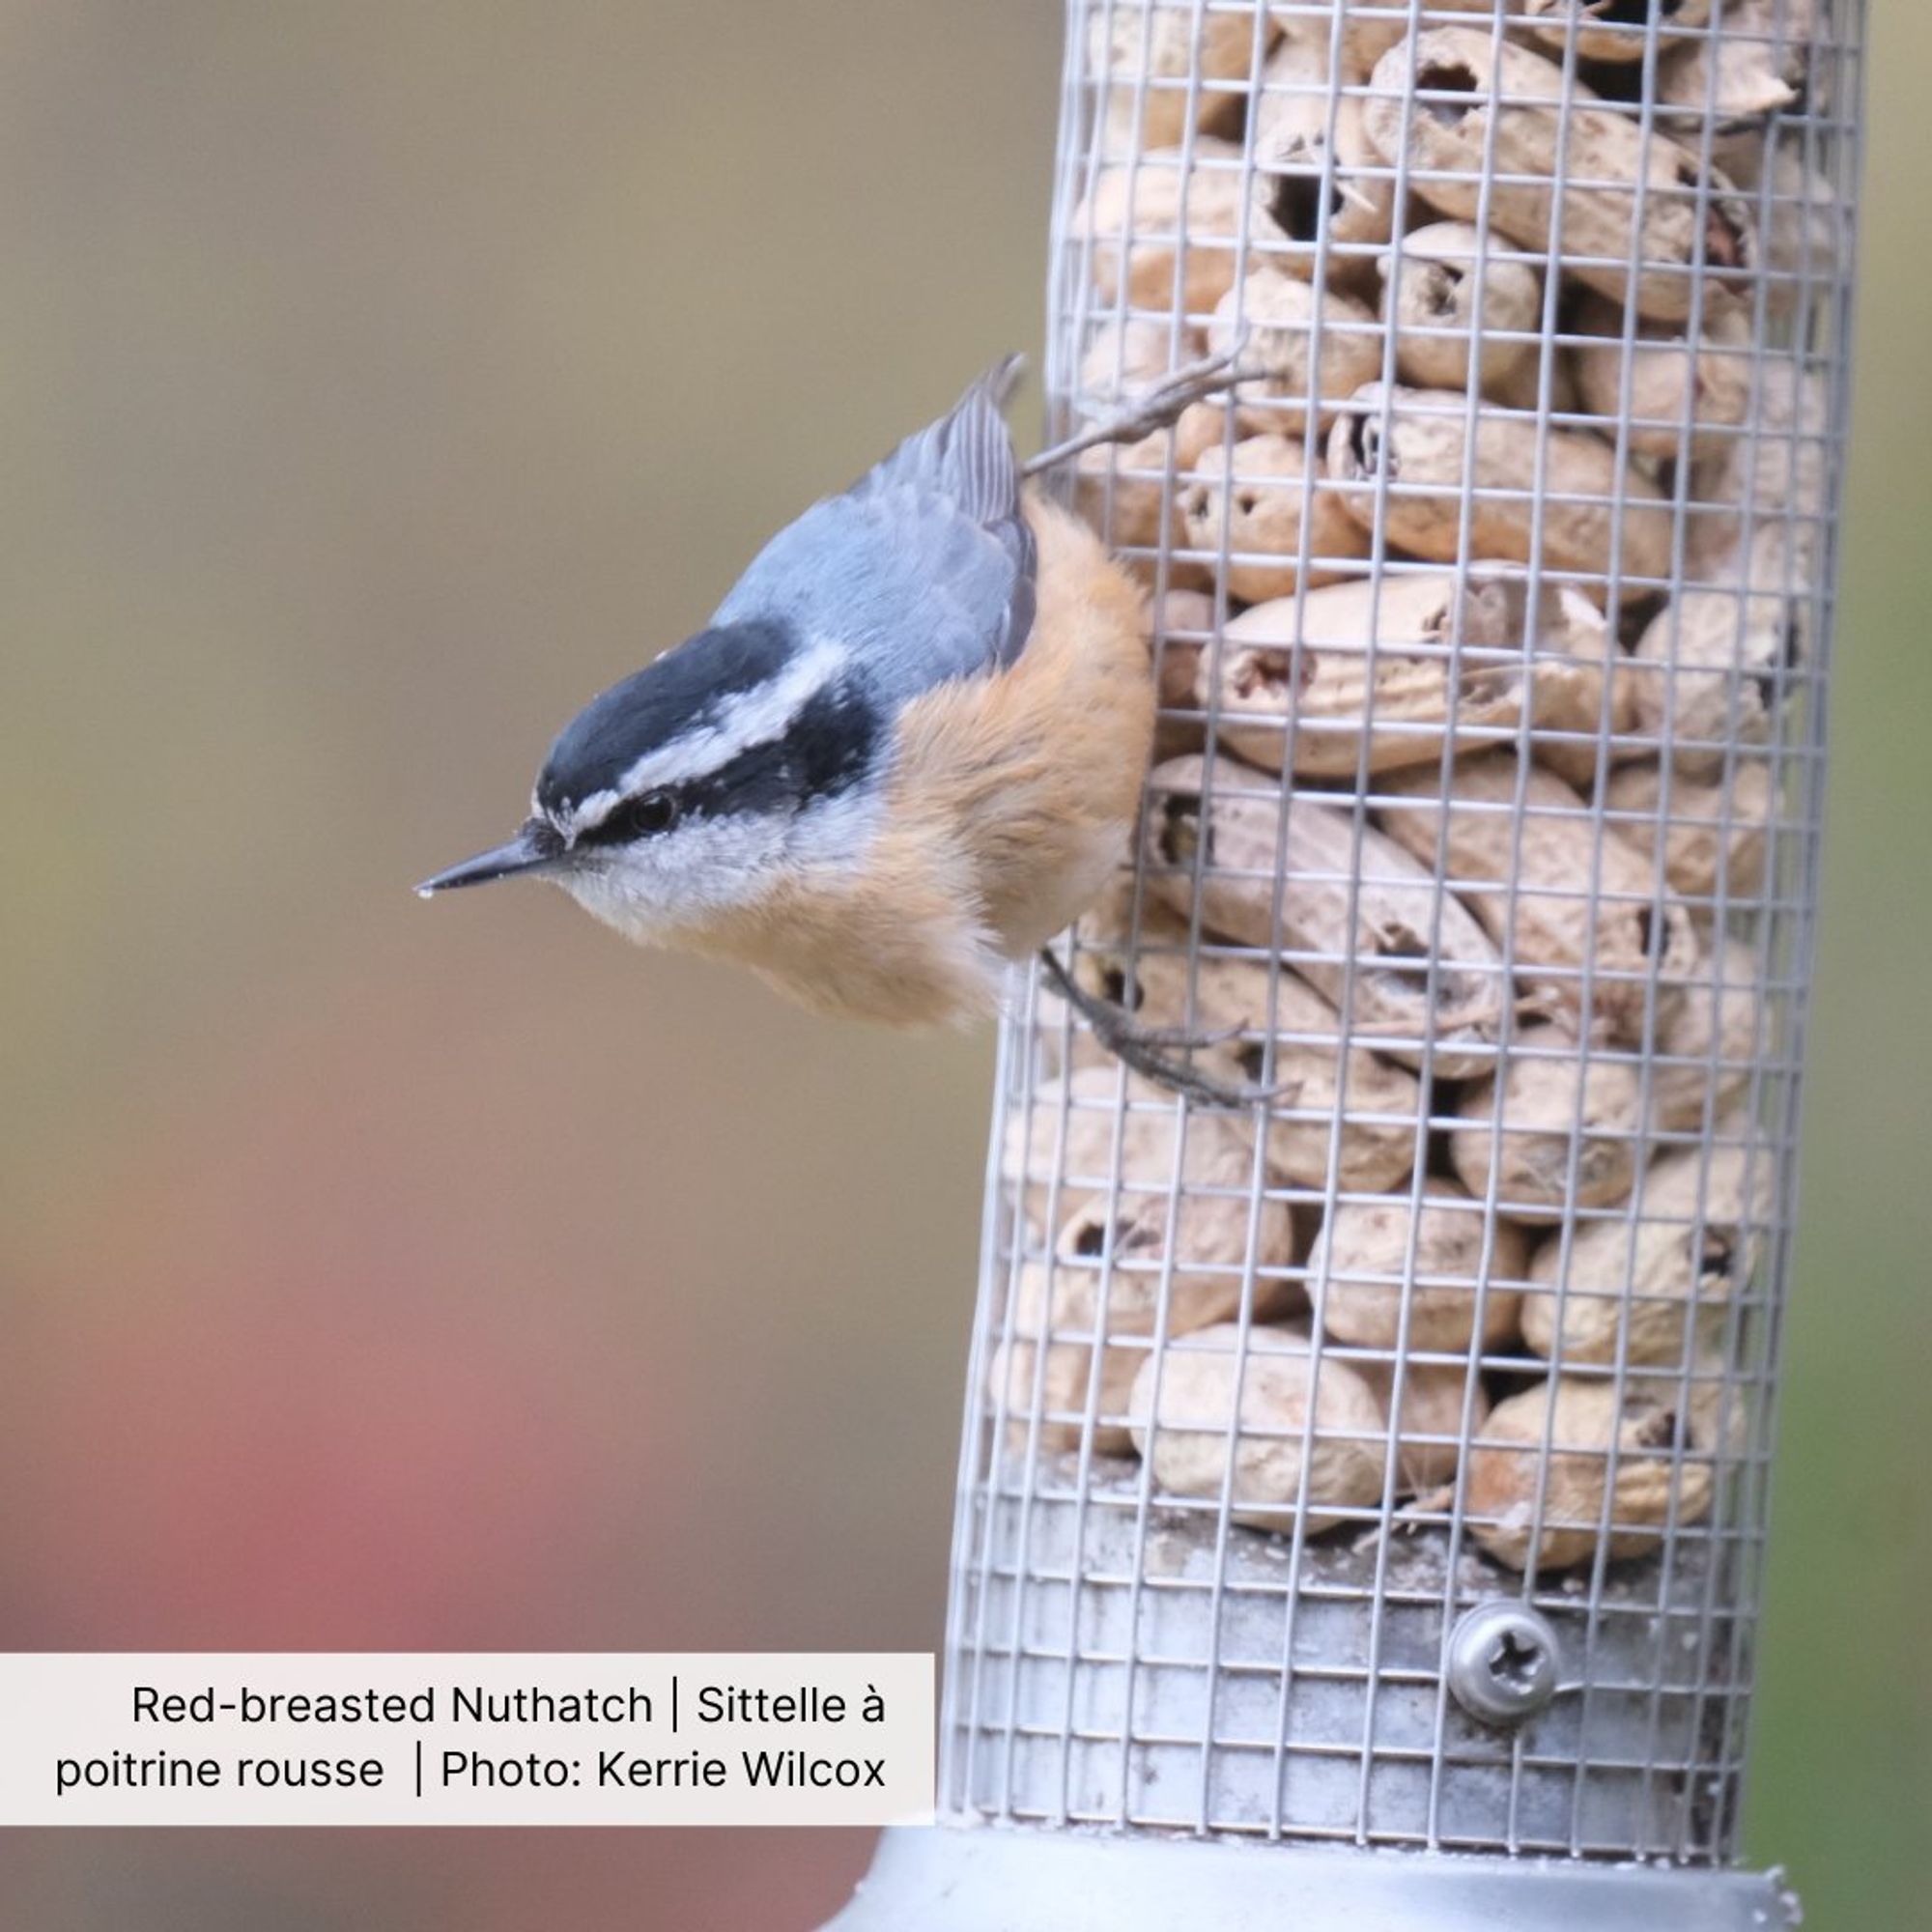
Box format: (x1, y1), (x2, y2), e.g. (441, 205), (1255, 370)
(712, 359), (1037, 707)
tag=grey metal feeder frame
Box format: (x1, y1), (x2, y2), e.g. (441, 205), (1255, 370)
(829, 1), (1861, 1924)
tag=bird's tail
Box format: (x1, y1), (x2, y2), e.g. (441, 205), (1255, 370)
(968, 353), (1027, 413)
(857, 354), (1030, 532)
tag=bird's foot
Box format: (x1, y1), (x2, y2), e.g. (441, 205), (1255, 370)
(1021, 342), (1255, 478)
(1036, 947), (1291, 1108)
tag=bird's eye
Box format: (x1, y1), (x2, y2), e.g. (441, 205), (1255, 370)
(624, 790), (679, 838)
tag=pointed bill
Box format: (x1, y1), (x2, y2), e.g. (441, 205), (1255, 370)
(415, 818), (566, 896)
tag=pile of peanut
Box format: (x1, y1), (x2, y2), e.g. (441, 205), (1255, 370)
(995, 1), (1832, 1575)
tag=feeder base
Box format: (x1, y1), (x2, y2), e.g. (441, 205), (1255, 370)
(818, 1824), (1801, 1931)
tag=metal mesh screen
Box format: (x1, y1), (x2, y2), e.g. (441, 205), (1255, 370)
(942, 0), (1861, 1863)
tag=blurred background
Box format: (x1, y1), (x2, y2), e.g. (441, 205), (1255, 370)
(0, 2), (1921, 1925)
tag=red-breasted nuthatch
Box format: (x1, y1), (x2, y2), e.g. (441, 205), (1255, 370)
(418, 354), (1254, 1098)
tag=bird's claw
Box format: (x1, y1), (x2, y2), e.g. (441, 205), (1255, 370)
(1037, 948), (1295, 1109)
(1021, 339), (1259, 479)
(1108, 343), (1258, 441)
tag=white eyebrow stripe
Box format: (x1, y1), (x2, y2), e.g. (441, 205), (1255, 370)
(557, 638), (849, 839)
(560, 785), (622, 835)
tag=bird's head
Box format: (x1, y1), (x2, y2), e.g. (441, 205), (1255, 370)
(417, 617), (881, 944)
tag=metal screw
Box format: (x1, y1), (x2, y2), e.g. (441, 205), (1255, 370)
(1446, 1601), (1561, 1727)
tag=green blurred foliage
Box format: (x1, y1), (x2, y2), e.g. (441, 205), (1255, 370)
(1747, 12), (1932, 1916)
(0, 3), (1920, 1926)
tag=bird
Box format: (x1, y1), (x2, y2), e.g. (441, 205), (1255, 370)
(417, 352), (1258, 1101)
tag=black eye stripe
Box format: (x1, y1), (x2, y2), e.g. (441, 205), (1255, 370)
(575, 789), (681, 849)
(569, 681), (878, 850)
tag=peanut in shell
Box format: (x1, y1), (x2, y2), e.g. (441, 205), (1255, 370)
(1644, 936), (1763, 1133)
(1178, 432), (1371, 602)
(1604, 758), (1773, 907)
(1078, 316), (1208, 409)
(1065, 943), (1424, 1193)
(1128, 1321), (1390, 1532)
(1309, 1177), (1529, 1354)
(1464, 1375), (1715, 1571)
(1630, 544), (1804, 780)
(1657, 0), (1816, 134)
(1143, 753), (1509, 1076)
(1199, 566), (1621, 782)
(1252, 41), (1395, 274)
(1363, 30), (1757, 323)
(1520, 1132), (1775, 1366)
(1089, 4), (1273, 157)
(1447, 1023), (1648, 1225)
(1722, 139), (1841, 321)
(1524, 0), (1711, 63)
(1483, 342), (1583, 418)
(1207, 269), (1385, 430)
(1687, 359), (1830, 584)
(1362, 1359), (1490, 1492)
(1002, 1064), (1255, 1233)
(1569, 294), (1753, 460)
(1326, 382), (1674, 594)
(1271, 0), (1500, 79)
(987, 1336), (1144, 1457)
(1017, 1170), (1298, 1346)
(1079, 139), (1289, 318)
(1378, 752), (1700, 1044)
(997, 1077), (1299, 1454)
(1150, 585), (1218, 755)
(1375, 220), (1543, 394)
(1076, 399), (1232, 587)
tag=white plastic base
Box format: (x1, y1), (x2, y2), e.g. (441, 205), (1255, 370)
(818, 1824), (1802, 1931)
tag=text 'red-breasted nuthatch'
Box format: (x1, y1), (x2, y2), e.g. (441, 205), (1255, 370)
(418, 354), (1256, 1098)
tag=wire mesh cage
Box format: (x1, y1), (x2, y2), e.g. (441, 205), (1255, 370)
(832, 2), (1861, 1925)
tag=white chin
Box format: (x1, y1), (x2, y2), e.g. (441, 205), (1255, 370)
(554, 868), (669, 947)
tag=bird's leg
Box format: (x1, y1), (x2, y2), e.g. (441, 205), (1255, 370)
(1020, 343), (1254, 479)
(1036, 947), (1293, 1109)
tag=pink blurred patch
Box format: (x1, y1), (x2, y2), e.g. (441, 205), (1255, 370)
(3, 940), (700, 1649)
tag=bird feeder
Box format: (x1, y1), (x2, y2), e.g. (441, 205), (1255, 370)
(827, 2), (1860, 1923)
